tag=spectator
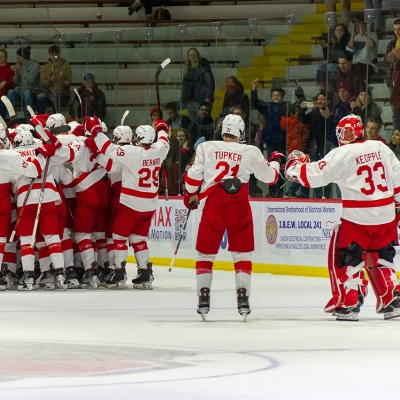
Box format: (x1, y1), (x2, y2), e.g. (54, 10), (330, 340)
(251, 79), (287, 197)
(346, 15), (378, 82)
(365, 115), (386, 143)
(69, 73), (106, 120)
(163, 129), (180, 196)
(299, 91), (332, 198)
(149, 106), (161, 126)
(364, 0), (384, 35)
(127, 0), (153, 18)
(7, 46), (40, 119)
(325, 0), (350, 26)
(188, 101), (214, 147)
(388, 128), (400, 160)
(350, 88), (381, 126)
(0, 49), (14, 121)
(36, 45), (72, 115)
(384, 19), (400, 130)
(181, 48), (215, 121)
(220, 76), (249, 118)
(164, 101), (191, 130)
(175, 127), (195, 192)
(315, 23), (351, 91)
(230, 105), (257, 146)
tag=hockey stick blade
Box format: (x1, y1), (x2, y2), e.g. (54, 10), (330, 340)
(121, 110), (129, 125)
(74, 88), (82, 106)
(27, 105), (35, 118)
(161, 58), (171, 69)
(35, 124), (50, 143)
(1, 96), (15, 118)
(0, 116), (7, 129)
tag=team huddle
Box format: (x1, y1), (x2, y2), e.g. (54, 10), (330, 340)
(0, 108), (399, 323)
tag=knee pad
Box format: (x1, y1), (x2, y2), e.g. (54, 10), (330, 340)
(338, 242), (363, 268)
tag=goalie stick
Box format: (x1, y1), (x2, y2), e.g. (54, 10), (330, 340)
(168, 207), (192, 272)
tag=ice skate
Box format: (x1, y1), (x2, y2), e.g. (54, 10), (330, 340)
(80, 268), (98, 289)
(382, 298), (400, 320)
(35, 270), (56, 290)
(96, 264), (111, 287)
(0, 273), (7, 291)
(64, 266), (80, 289)
(53, 268), (67, 290)
(132, 262), (154, 290)
(197, 287), (210, 321)
(335, 305), (360, 321)
(237, 288), (251, 321)
(3, 265), (19, 290)
(106, 266), (127, 289)
(17, 270), (35, 291)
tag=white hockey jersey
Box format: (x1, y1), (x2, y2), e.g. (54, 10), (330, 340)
(287, 140), (400, 225)
(94, 130), (169, 212)
(185, 140), (280, 198)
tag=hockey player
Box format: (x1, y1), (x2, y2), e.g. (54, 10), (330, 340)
(84, 115), (169, 290)
(184, 114), (281, 321)
(285, 114), (400, 321)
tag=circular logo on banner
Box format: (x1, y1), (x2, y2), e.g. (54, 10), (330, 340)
(266, 215), (277, 244)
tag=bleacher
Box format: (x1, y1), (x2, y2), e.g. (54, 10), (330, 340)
(2, 0), (399, 135)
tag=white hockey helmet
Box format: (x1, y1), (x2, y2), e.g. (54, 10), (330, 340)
(113, 125), (133, 144)
(221, 114), (245, 140)
(46, 113), (66, 129)
(13, 124), (35, 147)
(134, 125), (156, 145)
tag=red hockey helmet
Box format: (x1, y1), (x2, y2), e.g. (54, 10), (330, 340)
(336, 114), (364, 146)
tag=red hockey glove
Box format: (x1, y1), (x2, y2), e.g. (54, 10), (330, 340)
(268, 151), (286, 165)
(85, 115), (103, 137)
(154, 119), (168, 134)
(36, 143), (56, 158)
(84, 137), (100, 161)
(183, 190), (199, 210)
(46, 131), (62, 149)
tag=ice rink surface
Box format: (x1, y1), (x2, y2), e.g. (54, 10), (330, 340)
(1, 265), (399, 400)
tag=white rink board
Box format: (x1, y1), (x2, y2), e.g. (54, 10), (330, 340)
(130, 198), (400, 275)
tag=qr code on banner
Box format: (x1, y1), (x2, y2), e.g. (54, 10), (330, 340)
(175, 208), (188, 241)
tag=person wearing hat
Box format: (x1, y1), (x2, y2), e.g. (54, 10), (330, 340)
(7, 46), (40, 119)
(36, 45), (72, 115)
(69, 73), (106, 121)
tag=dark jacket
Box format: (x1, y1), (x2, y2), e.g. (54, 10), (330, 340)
(70, 84), (106, 120)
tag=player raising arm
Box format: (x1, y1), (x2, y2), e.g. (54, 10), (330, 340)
(285, 114), (400, 321)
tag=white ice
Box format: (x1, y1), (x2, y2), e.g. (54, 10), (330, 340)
(0, 265), (399, 400)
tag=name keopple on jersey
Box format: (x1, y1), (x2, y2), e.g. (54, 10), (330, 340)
(142, 158), (161, 166)
(355, 151), (382, 165)
(214, 151), (243, 163)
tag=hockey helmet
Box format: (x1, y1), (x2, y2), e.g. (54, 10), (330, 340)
(13, 124), (35, 147)
(46, 113), (66, 129)
(113, 125), (133, 144)
(0, 127), (10, 149)
(134, 125), (156, 145)
(221, 114), (245, 141)
(336, 114), (365, 146)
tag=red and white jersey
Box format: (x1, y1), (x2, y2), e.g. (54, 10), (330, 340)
(94, 130), (169, 212)
(13, 145), (61, 207)
(185, 140), (280, 199)
(287, 140), (400, 225)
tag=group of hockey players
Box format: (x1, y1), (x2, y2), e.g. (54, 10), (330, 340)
(1, 103), (399, 323)
(0, 105), (169, 292)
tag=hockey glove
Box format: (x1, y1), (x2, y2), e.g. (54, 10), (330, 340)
(46, 131), (62, 149)
(284, 150), (310, 183)
(183, 190), (199, 210)
(85, 115), (103, 137)
(84, 137), (100, 161)
(36, 143), (56, 158)
(154, 119), (169, 134)
(268, 151), (286, 165)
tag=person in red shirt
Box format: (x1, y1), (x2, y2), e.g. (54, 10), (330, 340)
(0, 49), (15, 121)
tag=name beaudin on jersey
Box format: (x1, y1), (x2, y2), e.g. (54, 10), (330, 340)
(214, 151), (243, 163)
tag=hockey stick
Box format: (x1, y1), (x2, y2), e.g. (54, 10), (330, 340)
(155, 58), (171, 120)
(27, 105), (35, 118)
(1, 95), (15, 119)
(121, 110), (129, 125)
(0, 116), (11, 142)
(73, 88), (82, 120)
(30, 124), (51, 248)
(168, 207), (192, 272)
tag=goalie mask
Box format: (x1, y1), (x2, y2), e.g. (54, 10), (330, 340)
(336, 114), (365, 146)
(13, 124), (35, 147)
(113, 126), (133, 144)
(134, 125), (155, 145)
(222, 114), (245, 141)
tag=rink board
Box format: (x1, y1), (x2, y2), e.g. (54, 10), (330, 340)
(127, 197), (400, 278)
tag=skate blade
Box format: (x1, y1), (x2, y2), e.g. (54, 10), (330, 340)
(200, 312), (207, 321)
(65, 280), (80, 289)
(336, 312), (359, 321)
(384, 309), (400, 320)
(240, 312), (250, 322)
(106, 282), (127, 290)
(133, 283), (153, 290)
(17, 283), (33, 291)
(0, 285), (7, 291)
(80, 282), (98, 289)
